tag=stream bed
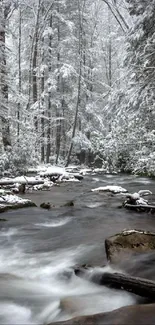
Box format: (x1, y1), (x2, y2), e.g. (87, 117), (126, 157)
(1, 173), (155, 324)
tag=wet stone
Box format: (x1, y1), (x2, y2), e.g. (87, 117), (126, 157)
(50, 303), (155, 325)
(105, 230), (155, 263)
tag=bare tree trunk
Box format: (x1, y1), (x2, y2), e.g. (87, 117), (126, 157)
(46, 15), (52, 163)
(65, 66), (82, 167)
(32, 0), (42, 132)
(66, 0), (83, 167)
(108, 8), (112, 88)
(61, 85), (67, 158)
(41, 70), (45, 162)
(46, 96), (51, 163)
(55, 3), (61, 165)
(0, 1), (11, 150)
(26, 37), (34, 111)
(17, 6), (22, 140)
(65, 0), (83, 167)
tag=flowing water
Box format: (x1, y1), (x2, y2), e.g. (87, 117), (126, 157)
(1, 173), (155, 324)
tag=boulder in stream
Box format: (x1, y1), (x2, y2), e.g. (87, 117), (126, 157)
(63, 200), (74, 207)
(40, 202), (51, 209)
(105, 230), (155, 263)
(50, 303), (155, 325)
(0, 193), (36, 213)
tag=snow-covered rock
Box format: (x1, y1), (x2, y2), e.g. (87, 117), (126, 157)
(33, 179), (54, 190)
(91, 185), (127, 194)
(39, 166), (67, 177)
(79, 168), (92, 175)
(65, 166), (80, 173)
(0, 193), (36, 212)
(0, 194), (32, 205)
(65, 166), (92, 175)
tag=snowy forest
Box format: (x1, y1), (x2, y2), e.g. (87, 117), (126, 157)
(0, 0), (155, 176)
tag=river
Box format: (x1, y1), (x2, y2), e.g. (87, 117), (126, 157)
(0, 173), (155, 324)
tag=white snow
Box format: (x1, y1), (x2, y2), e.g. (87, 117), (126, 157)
(93, 168), (106, 173)
(33, 179), (54, 190)
(122, 230), (147, 235)
(138, 189), (152, 196)
(0, 176), (43, 184)
(0, 189), (9, 195)
(0, 194), (31, 204)
(39, 166), (68, 177)
(136, 197), (148, 205)
(91, 185), (127, 194)
(129, 193), (140, 200)
(79, 168), (92, 175)
(0, 204), (5, 209)
(126, 192), (149, 205)
(65, 166), (80, 172)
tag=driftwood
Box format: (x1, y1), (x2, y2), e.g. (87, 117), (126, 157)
(74, 268), (155, 299)
(125, 204), (155, 213)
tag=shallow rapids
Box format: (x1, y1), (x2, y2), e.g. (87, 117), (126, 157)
(1, 173), (155, 324)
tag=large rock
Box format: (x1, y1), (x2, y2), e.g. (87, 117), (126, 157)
(105, 230), (155, 263)
(0, 193), (36, 213)
(0, 201), (36, 213)
(50, 303), (155, 325)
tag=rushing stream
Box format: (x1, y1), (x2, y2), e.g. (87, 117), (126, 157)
(1, 173), (155, 324)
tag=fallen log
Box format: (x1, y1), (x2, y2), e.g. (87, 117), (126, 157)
(0, 179), (44, 186)
(74, 268), (155, 299)
(125, 203), (155, 213)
